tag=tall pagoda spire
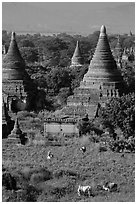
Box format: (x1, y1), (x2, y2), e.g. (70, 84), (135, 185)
(2, 31), (36, 112)
(81, 25), (122, 89)
(59, 25), (123, 119)
(115, 35), (122, 51)
(113, 35), (123, 60)
(2, 31), (26, 80)
(70, 41), (83, 67)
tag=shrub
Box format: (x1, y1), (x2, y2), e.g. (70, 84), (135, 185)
(99, 146), (107, 152)
(79, 135), (90, 146)
(20, 166), (32, 181)
(16, 185), (40, 202)
(17, 111), (37, 120)
(27, 129), (36, 140)
(89, 133), (100, 143)
(108, 138), (135, 153)
(53, 169), (79, 179)
(2, 172), (17, 190)
(125, 137), (135, 152)
(37, 190), (56, 202)
(77, 116), (93, 136)
(2, 189), (17, 202)
(33, 140), (46, 146)
(2, 165), (7, 172)
(109, 139), (125, 152)
(30, 169), (52, 184)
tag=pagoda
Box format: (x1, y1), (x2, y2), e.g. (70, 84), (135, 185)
(10, 118), (22, 135)
(113, 35), (123, 61)
(2, 32), (36, 112)
(61, 25), (123, 118)
(8, 117), (27, 145)
(70, 41), (83, 67)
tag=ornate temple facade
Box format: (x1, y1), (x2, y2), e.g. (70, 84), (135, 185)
(2, 32), (37, 112)
(61, 25), (123, 118)
(70, 41), (83, 67)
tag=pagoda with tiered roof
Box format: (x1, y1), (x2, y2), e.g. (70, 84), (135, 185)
(61, 25), (123, 118)
(70, 41), (83, 67)
(113, 35), (123, 60)
(2, 32), (36, 112)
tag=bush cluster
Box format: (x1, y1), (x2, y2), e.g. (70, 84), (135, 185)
(2, 166), (80, 202)
(109, 137), (135, 153)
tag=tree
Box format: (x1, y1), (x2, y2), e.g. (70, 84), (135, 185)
(77, 115), (92, 136)
(101, 93), (135, 139)
(121, 62), (135, 93)
(122, 36), (135, 48)
(20, 47), (38, 63)
(57, 87), (71, 106)
(18, 39), (35, 48)
(46, 66), (71, 94)
(87, 30), (100, 48)
(70, 65), (88, 90)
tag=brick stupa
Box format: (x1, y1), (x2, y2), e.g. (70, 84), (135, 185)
(61, 25), (123, 118)
(8, 117), (24, 144)
(2, 32), (36, 111)
(70, 41), (83, 67)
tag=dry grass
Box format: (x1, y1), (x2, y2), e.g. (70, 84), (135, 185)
(2, 111), (135, 201)
(2, 136), (135, 202)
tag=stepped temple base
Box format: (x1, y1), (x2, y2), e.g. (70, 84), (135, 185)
(7, 135), (21, 145)
(60, 83), (120, 119)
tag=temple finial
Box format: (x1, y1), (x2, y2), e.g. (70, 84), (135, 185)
(11, 31), (16, 40)
(100, 25), (106, 34)
(117, 34), (120, 42)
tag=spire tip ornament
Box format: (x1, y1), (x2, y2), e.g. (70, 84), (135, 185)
(100, 25), (106, 34)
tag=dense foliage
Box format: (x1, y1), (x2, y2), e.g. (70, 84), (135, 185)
(101, 93), (135, 139)
(121, 62), (135, 93)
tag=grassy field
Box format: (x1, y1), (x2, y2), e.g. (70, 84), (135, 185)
(2, 133), (135, 202)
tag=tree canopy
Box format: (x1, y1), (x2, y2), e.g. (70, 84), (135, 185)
(101, 93), (135, 139)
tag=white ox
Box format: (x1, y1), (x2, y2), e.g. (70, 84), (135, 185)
(47, 151), (53, 160)
(77, 185), (92, 197)
(102, 182), (117, 192)
(80, 146), (86, 153)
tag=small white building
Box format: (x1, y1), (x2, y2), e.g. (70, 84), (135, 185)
(44, 117), (79, 136)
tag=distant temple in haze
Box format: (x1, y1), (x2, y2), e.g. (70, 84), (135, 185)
(2, 32), (37, 112)
(61, 25), (123, 118)
(113, 35), (123, 62)
(112, 34), (135, 66)
(70, 41), (83, 67)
